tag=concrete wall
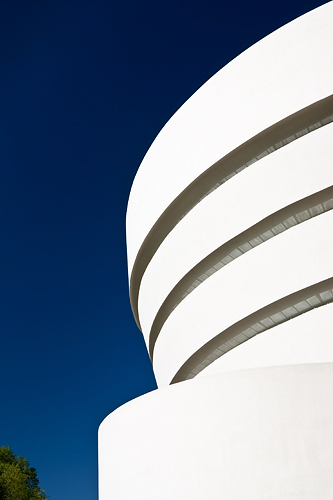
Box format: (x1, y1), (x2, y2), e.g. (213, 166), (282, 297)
(99, 3), (333, 499)
(99, 364), (333, 500)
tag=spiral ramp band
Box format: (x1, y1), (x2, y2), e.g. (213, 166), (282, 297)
(99, 4), (333, 500)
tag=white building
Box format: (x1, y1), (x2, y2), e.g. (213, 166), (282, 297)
(99, 3), (333, 498)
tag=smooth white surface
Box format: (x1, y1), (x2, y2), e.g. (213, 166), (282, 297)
(100, 6), (333, 500)
(196, 303), (333, 378)
(138, 124), (333, 340)
(126, 2), (333, 275)
(99, 363), (333, 500)
(153, 211), (333, 386)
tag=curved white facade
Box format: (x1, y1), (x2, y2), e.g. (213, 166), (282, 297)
(99, 4), (333, 499)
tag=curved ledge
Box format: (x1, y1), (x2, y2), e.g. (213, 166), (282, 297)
(170, 278), (333, 384)
(130, 95), (333, 330)
(148, 186), (333, 358)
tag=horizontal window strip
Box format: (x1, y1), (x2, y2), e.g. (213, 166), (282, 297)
(149, 186), (333, 358)
(170, 278), (333, 384)
(130, 95), (333, 330)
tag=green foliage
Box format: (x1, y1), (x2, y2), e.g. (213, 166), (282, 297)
(0, 447), (48, 500)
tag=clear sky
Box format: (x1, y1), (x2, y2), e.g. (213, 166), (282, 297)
(0, 0), (328, 499)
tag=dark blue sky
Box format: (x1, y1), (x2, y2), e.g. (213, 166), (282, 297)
(0, 1), (328, 498)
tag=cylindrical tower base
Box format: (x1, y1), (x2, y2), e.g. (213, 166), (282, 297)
(99, 363), (333, 500)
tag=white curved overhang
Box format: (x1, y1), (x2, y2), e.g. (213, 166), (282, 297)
(127, 2), (333, 277)
(125, 2), (333, 388)
(195, 303), (333, 378)
(153, 211), (333, 386)
(137, 124), (333, 351)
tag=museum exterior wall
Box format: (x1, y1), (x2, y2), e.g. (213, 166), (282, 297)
(99, 364), (333, 500)
(99, 3), (333, 499)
